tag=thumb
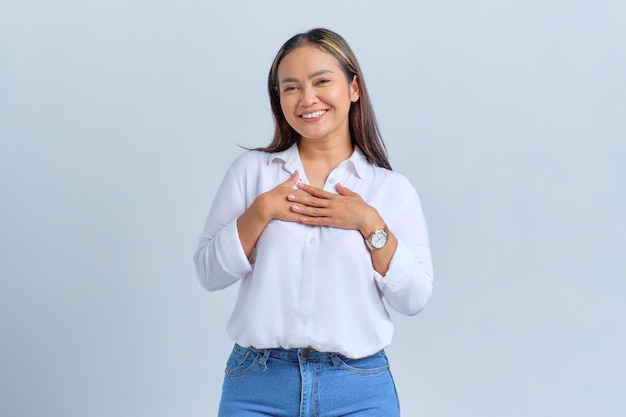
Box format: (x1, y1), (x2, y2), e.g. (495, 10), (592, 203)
(282, 170), (300, 188)
(336, 182), (354, 196)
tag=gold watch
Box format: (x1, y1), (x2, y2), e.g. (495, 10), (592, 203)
(365, 225), (390, 250)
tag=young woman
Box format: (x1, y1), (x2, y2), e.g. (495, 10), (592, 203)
(194, 28), (433, 417)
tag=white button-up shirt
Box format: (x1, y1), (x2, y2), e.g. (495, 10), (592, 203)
(194, 144), (433, 358)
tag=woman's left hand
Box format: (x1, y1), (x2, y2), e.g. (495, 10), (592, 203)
(288, 182), (384, 238)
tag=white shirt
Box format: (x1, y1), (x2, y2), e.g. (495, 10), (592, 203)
(194, 144), (433, 358)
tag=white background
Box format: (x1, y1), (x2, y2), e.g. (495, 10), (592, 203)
(1, 1), (625, 416)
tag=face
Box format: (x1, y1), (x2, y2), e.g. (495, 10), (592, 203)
(277, 44), (360, 145)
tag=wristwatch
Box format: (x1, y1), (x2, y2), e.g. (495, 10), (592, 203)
(365, 225), (390, 251)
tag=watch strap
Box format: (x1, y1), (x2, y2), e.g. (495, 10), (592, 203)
(365, 225), (390, 250)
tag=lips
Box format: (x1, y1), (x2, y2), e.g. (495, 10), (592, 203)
(300, 110), (326, 119)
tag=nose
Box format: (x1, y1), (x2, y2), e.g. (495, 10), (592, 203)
(299, 86), (319, 107)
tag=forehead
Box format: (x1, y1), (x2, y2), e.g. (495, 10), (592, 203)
(277, 44), (342, 77)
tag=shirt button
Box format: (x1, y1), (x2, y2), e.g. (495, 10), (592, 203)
(328, 178), (335, 184)
(309, 237), (316, 244)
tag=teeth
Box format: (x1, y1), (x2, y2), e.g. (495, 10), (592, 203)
(302, 110), (325, 119)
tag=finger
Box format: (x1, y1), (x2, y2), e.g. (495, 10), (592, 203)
(298, 214), (342, 228)
(287, 188), (311, 202)
(287, 193), (330, 208)
(296, 182), (334, 199)
(281, 170), (300, 188)
(291, 203), (328, 217)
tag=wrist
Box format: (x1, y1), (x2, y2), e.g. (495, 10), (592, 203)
(250, 196), (272, 225)
(359, 210), (385, 239)
(364, 224), (390, 251)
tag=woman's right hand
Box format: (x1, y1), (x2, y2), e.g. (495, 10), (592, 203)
(236, 171), (303, 258)
(250, 170), (303, 223)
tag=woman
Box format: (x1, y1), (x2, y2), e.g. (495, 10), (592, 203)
(194, 28), (433, 417)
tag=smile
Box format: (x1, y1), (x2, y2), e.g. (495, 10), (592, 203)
(301, 110), (326, 119)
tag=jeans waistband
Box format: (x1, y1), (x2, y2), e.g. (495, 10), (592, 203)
(236, 343), (333, 360)
(234, 343), (384, 362)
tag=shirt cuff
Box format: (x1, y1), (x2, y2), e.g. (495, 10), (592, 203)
(373, 241), (413, 290)
(215, 219), (253, 276)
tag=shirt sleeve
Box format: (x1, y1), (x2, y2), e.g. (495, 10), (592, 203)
(193, 157), (253, 291)
(374, 185), (433, 316)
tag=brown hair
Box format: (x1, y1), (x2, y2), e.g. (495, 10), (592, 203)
(256, 28), (391, 170)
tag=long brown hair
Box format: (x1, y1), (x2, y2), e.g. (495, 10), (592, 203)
(256, 28), (391, 170)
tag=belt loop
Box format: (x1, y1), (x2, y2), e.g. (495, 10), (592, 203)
(259, 349), (270, 370)
(330, 353), (342, 367)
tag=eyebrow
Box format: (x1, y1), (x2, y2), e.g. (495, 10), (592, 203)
(280, 69), (334, 84)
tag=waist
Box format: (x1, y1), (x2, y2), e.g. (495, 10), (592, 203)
(236, 344), (384, 361)
(239, 344), (330, 360)
(227, 306), (394, 358)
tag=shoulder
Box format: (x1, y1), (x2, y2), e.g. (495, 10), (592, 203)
(352, 149), (414, 192)
(367, 164), (415, 192)
(364, 166), (426, 222)
(231, 149), (268, 167)
(226, 149), (270, 175)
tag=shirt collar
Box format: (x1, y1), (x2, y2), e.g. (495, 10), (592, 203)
(268, 142), (368, 180)
(345, 146), (367, 179)
(268, 143), (301, 174)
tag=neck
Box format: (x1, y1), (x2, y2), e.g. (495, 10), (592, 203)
(297, 136), (354, 188)
(297, 136), (353, 167)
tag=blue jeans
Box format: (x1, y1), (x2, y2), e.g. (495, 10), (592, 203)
(218, 344), (400, 417)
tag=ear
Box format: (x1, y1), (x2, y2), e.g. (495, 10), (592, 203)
(350, 75), (360, 102)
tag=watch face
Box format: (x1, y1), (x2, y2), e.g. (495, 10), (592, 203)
(371, 231), (387, 249)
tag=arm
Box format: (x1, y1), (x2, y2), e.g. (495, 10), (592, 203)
(193, 161), (252, 291)
(374, 188), (433, 316)
(194, 162), (305, 291)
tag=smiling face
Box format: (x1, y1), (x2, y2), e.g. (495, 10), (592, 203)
(277, 44), (360, 146)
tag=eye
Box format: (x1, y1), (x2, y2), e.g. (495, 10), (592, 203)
(282, 85), (298, 93)
(315, 78), (331, 86)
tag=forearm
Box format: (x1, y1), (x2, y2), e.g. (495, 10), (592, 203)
(369, 233), (398, 276)
(194, 220), (252, 291)
(236, 198), (271, 259)
(357, 210), (397, 276)
(376, 240), (433, 316)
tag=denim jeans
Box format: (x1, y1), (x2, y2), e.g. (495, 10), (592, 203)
(218, 344), (400, 417)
